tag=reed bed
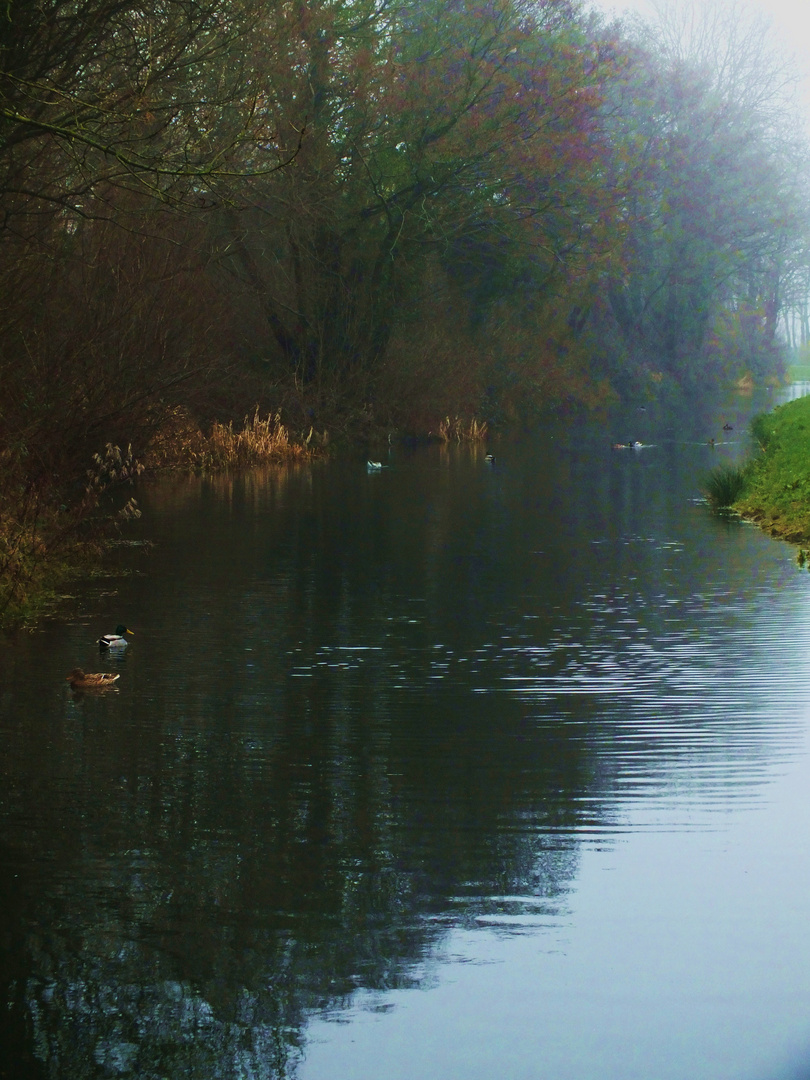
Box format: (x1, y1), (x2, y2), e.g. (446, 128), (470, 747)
(201, 411), (311, 467)
(437, 416), (488, 442)
(147, 408), (316, 469)
(0, 408), (316, 627)
(0, 442), (144, 625)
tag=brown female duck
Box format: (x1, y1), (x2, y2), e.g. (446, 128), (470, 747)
(66, 668), (120, 690)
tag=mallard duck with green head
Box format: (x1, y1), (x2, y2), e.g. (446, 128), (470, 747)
(98, 624), (133, 649)
(66, 668), (120, 689)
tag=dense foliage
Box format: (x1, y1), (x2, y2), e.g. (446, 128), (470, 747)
(2, 0), (809, 618)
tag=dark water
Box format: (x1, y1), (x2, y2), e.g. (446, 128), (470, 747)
(3, 388), (810, 1080)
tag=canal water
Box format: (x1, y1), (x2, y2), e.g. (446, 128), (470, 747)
(2, 387), (810, 1080)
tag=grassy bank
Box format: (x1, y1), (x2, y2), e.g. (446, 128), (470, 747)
(729, 395), (810, 543)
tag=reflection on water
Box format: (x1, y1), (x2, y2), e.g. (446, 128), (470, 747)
(2, 388), (810, 1079)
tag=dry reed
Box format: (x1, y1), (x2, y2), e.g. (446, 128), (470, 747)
(145, 408), (317, 469)
(437, 416), (488, 443)
(193, 410), (313, 468)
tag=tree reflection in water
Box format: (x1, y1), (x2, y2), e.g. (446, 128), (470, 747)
(1, 646), (591, 1079)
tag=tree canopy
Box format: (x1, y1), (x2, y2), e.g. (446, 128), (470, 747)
(2, 0), (810, 616)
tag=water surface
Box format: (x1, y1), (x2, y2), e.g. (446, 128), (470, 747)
(2, 388), (810, 1080)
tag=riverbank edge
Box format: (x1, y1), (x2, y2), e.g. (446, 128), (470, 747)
(0, 408), (488, 633)
(732, 394), (810, 545)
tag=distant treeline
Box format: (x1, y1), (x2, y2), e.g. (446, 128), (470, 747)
(1, 0), (808, 617)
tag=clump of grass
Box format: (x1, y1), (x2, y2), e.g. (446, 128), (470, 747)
(702, 463), (749, 510)
(437, 416), (488, 442)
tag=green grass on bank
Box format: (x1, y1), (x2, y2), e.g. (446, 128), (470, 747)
(732, 394), (810, 542)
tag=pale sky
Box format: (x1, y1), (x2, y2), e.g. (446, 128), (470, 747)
(590, 0), (810, 123)
(593, 0), (810, 49)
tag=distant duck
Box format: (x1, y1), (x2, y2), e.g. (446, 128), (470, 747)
(631, 440), (643, 449)
(723, 423), (733, 431)
(484, 453), (495, 463)
(66, 668), (120, 690)
(366, 460), (383, 471)
(98, 624), (133, 649)
(708, 437), (715, 447)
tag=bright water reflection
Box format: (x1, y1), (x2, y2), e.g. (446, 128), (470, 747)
(2, 388), (810, 1079)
